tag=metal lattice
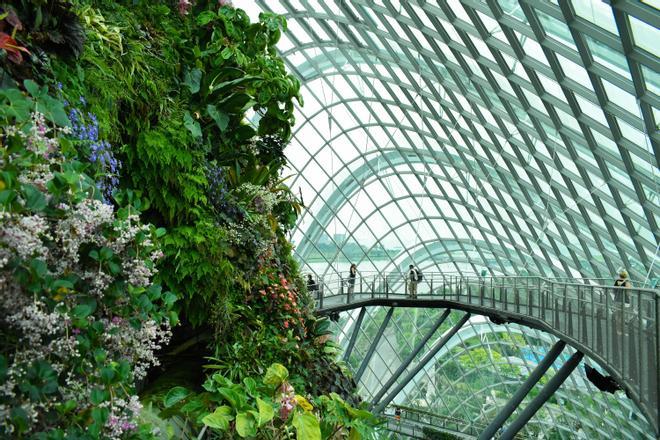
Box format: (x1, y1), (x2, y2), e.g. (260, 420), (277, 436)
(250, 0), (658, 283)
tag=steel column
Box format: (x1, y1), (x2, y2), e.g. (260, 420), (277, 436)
(478, 340), (566, 440)
(354, 307), (394, 382)
(374, 312), (471, 413)
(343, 307), (366, 363)
(499, 350), (585, 440)
(371, 309), (451, 407)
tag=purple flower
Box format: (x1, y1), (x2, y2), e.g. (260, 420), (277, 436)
(178, 0), (193, 15)
(66, 106), (121, 203)
(121, 421), (136, 431)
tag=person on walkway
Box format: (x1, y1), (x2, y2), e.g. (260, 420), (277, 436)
(613, 269), (632, 333)
(408, 264), (419, 299)
(614, 269), (632, 291)
(347, 263), (357, 300)
(307, 274), (318, 294)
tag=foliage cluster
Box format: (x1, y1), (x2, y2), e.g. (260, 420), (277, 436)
(162, 363), (379, 439)
(0, 1), (375, 438)
(0, 85), (174, 438)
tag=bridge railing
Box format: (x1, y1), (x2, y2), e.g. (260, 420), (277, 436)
(312, 272), (659, 435)
(384, 404), (489, 438)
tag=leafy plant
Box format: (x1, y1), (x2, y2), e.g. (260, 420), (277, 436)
(163, 363), (378, 439)
(0, 3), (372, 439)
(3, 1), (85, 58)
(0, 85), (175, 438)
(0, 32), (30, 64)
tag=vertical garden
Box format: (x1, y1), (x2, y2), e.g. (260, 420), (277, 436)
(0, 1), (378, 438)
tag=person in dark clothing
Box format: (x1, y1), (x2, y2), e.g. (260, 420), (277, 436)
(347, 264), (357, 299)
(614, 269), (632, 301)
(307, 274), (318, 292)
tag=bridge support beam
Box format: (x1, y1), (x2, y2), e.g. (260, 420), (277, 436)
(355, 307), (394, 382)
(478, 340), (566, 440)
(499, 350), (585, 440)
(371, 309), (451, 407)
(374, 312), (471, 414)
(343, 307), (366, 363)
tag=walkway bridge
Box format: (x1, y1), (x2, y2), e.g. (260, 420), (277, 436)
(311, 272), (659, 438)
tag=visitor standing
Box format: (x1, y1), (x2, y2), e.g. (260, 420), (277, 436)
(613, 269), (632, 332)
(307, 274), (318, 293)
(347, 263), (357, 300)
(408, 264), (419, 299)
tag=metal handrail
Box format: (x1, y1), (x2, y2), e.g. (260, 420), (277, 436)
(312, 271), (659, 436)
(307, 271), (647, 289)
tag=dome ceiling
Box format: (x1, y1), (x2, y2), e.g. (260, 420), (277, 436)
(253, 0), (659, 282)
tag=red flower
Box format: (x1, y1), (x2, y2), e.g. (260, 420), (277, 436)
(0, 32), (30, 64)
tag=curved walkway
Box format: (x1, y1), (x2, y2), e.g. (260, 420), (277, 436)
(312, 273), (659, 436)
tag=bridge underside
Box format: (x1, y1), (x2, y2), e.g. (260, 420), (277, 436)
(321, 297), (656, 439)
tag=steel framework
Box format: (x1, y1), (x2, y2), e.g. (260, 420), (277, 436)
(247, 0), (659, 438)
(253, 0), (658, 283)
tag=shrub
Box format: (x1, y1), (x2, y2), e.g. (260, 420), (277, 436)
(0, 87), (176, 438)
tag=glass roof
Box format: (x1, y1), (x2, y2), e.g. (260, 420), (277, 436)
(243, 0), (658, 283)
(238, 0), (659, 437)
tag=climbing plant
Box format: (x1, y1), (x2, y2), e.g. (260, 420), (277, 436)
(0, 1), (376, 438)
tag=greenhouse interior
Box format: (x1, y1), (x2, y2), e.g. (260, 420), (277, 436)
(0, 0), (658, 439)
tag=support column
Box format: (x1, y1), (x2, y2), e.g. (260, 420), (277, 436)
(355, 307), (394, 382)
(374, 312), (471, 413)
(343, 307), (366, 363)
(371, 309), (451, 407)
(478, 340), (566, 440)
(499, 350), (584, 440)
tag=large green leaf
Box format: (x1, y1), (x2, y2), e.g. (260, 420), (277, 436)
(40, 95), (70, 127)
(202, 406), (233, 431)
(217, 387), (243, 409)
(256, 398), (274, 427)
(235, 412), (257, 438)
(196, 11), (216, 26)
(292, 411), (321, 440)
(207, 104), (229, 131)
(0, 88), (32, 122)
(183, 68), (202, 94)
(22, 184), (47, 212)
(242, 377), (257, 397)
(183, 111), (202, 139)
(163, 386), (192, 408)
(23, 80), (41, 97)
(218, 93), (256, 114)
(263, 363), (288, 387)
(72, 304), (93, 319)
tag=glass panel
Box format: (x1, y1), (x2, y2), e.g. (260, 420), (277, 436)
(629, 15), (660, 58)
(571, 0), (619, 34)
